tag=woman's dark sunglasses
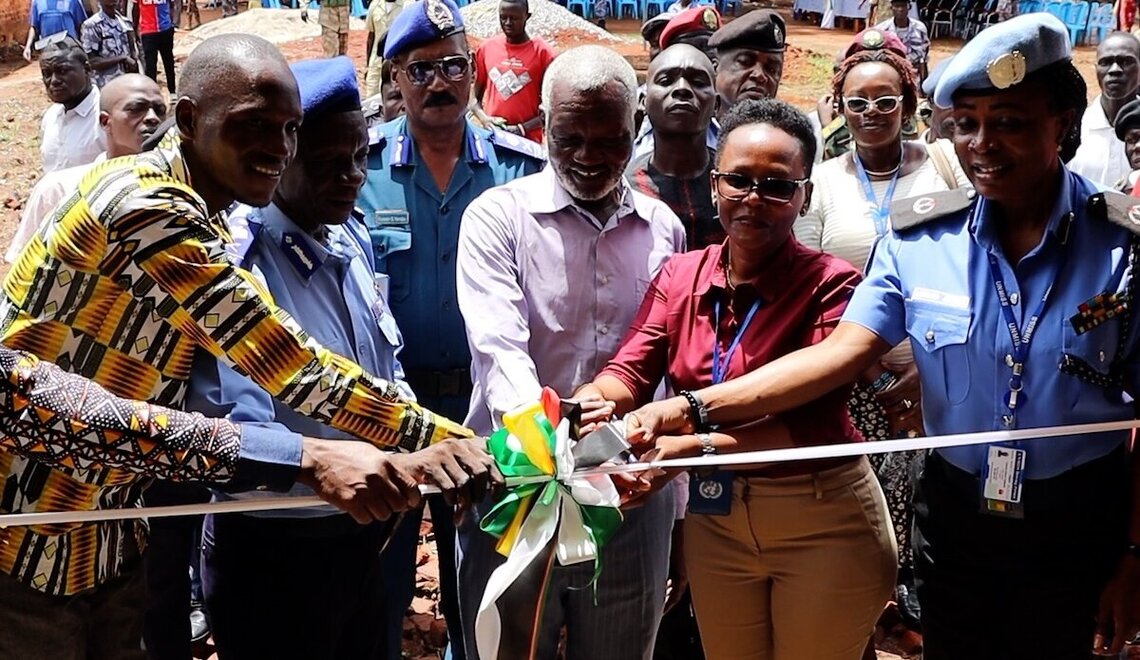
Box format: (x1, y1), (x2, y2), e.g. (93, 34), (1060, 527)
(712, 171), (809, 204)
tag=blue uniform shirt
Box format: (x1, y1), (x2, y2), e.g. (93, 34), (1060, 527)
(187, 202), (412, 517)
(31, 0), (86, 39)
(356, 116), (544, 383)
(845, 169), (1139, 479)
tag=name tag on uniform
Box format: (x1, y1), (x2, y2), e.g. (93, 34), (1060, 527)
(374, 209), (410, 228)
(982, 445), (1026, 518)
(688, 470), (733, 516)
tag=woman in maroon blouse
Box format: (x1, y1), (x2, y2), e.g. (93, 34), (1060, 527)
(576, 99), (897, 660)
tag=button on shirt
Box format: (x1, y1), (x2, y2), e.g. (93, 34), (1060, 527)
(1069, 94), (1133, 187)
(457, 166), (686, 435)
(39, 85), (105, 173)
(358, 117), (544, 380)
(188, 203), (414, 517)
(844, 169), (1138, 479)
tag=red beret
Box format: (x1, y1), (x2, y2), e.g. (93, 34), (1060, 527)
(844, 28), (907, 59)
(660, 6), (722, 49)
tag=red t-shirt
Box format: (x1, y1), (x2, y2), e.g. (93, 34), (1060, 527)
(599, 239), (864, 476)
(475, 34), (556, 143)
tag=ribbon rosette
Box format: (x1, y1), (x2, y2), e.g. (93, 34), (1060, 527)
(474, 397), (624, 660)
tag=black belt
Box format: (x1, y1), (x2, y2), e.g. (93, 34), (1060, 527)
(404, 368), (472, 398)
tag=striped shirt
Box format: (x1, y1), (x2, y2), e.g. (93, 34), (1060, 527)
(0, 132), (469, 595)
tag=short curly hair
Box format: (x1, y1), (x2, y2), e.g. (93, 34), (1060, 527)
(716, 98), (818, 173)
(832, 48), (919, 119)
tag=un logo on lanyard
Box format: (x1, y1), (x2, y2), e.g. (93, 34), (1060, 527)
(698, 479), (724, 500)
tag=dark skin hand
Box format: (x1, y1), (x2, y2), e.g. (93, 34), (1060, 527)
(297, 437), (423, 523)
(400, 438), (504, 523)
(874, 359), (925, 438)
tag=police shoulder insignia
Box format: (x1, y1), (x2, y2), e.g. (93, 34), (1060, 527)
(489, 128), (547, 162)
(1089, 190), (1140, 236)
(891, 187), (976, 232)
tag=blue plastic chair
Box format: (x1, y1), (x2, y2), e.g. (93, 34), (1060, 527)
(718, 0), (741, 13)
(1043, 0), (1066, 19)
(351, 0), (366, 16)
(645, 0), (669, 16)
(1088, 1), (1114, 43)
(262, 0), (281, 8)
(1064, 0), (1091, 44)
(567, 0), (591, 18)
(617, 0), (640, 18)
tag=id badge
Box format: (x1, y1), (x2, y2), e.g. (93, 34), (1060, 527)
(981, 445), (1026, 518)
(688, 470), (733, 516)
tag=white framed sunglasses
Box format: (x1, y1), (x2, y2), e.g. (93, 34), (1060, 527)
(843, 95), (905, 114)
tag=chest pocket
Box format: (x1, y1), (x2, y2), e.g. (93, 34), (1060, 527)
(366, 210), (413, 302)
(1062, 318), (1123, 404)
(906, 303), (972, 405)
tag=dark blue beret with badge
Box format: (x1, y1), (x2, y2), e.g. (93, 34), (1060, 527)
(290, 56), (362, 121)
(384, 0), (466, 60)
(933, 13), (1070, 108)
(707, 8), (785, 54)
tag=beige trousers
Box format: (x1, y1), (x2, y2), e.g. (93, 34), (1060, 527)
(685, 457), (897, 660)
(320, 5), (350, 57)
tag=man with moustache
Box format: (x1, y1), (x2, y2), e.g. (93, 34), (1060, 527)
(9, 73), (164, 263)
(358, 1), (545, 656)
(627, 43), (721, 250)
(455, 45), (686, 660)
(0, 33), (498, 659)
(1069, 32), (1140, 187)
(708, 9), (786, 122)
(37, 37), (104, 173)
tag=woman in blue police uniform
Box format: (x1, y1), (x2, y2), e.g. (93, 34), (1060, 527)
(623, 14), (1140, 660)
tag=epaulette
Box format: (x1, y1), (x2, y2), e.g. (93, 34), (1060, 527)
(1088, 190), (1140, 237)
(890, 187), (977, 232)
(368, 124), (390, 148)
(820, 115), (846, 141)
(488, 128), (547, 162)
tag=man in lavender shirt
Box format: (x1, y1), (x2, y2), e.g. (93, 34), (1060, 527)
(455, 45), (687, 660)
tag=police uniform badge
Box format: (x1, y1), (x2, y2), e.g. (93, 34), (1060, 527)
(701, 7), (718, 30)
(427, 0), (456, 32)
(986, 50), (1027, 89)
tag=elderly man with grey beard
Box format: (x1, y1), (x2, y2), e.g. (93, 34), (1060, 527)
(455, 45), (687, 660)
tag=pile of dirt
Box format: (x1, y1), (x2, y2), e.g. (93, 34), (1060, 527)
(460, 0), (622, 45)
(174, 8), (368, 56)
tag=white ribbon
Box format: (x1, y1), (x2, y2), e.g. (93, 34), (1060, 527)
(0, 418), (1135, 529)
(474, 419), (622, 660)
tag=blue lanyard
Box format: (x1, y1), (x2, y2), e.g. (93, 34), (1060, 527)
(852, 151), (902, 237)
(712, 297), (762, 385)
(985, 211), (1073, 425)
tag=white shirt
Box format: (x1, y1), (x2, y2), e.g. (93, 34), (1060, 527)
(39, 85), (105, 174)
(1069, 94), (1133, 187)
(8, 153), (107, 264)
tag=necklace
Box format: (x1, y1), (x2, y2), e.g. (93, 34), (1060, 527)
(723, 247), (736, 291)
(859, 144), (905, 178)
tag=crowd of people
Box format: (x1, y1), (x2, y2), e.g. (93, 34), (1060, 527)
(4, 0), (1140, 659)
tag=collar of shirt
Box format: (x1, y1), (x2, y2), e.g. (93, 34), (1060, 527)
(969, 165), (1075, 257)
(388, 116), (490, 167)
(527, 165), (648, 228)
(250, 202), (361, 283)
(1085, 94), (1113, 132)
(68, 85), (99, 119)
(694, 237), (797, 303)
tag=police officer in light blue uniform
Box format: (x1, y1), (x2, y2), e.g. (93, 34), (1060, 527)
(357, 2), (544, 657)
(624, 13), (1140, 660)
(188, 56), (493, 660)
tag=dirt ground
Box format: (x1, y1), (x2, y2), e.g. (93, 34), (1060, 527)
(0, 6), (1111, 659)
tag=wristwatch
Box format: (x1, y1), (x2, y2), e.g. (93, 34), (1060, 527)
(680, 390), (709, 431)
(698, 432), (716, 455)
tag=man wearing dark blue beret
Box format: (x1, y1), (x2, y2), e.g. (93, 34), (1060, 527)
(189, 55), (501, 660)
(358, 1), (546, 657)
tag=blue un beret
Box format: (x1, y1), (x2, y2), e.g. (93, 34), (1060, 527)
(291, 56), (361, 120)
(922, 55), (952, 100)
(384, 0), (466, 60)
(933, 13), (1070, 108)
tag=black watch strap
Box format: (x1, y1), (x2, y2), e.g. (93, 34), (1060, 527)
(680, 390), (709, 431)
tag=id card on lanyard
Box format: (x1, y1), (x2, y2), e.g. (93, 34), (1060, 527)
(689, 295), (761, 516)
(853, 152), (902, 240)
(981, 210), (1073, 518)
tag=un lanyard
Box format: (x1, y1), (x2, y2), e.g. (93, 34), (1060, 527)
(712, 297), (762, 385)
(853, 152), (902, 237)
(985, 213), (1072, 425)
